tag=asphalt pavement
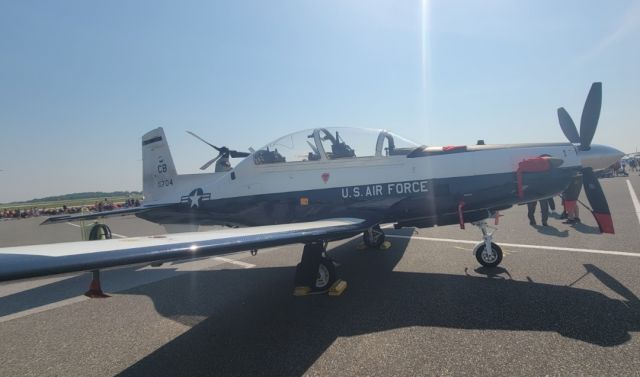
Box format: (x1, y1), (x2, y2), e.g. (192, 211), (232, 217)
(1, 175), (639, 376)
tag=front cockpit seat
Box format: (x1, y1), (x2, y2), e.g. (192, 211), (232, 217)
(254, 148), (286, 164)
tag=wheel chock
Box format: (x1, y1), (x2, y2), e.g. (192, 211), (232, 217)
(293, 286), (311, 296)
(328, 279), (347, 296)
(378, 241), (392, 250)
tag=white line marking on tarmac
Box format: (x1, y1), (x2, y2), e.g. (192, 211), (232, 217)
(386, 234), (640, 258)
(627, 179), (640, 226)
(65, 222), (127, 238)
(213, 257), (255, 268)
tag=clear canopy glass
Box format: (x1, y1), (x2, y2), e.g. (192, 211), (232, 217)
(253, 127), (420, 164)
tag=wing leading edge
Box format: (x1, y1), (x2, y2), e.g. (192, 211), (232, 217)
(0, 218), (373, 282)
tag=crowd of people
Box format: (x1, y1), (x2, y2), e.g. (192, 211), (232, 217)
(0, 198), (142, 220)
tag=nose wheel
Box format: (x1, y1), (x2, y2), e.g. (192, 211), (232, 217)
(471, 219), (503, 268)
(473, 241), (503, 267)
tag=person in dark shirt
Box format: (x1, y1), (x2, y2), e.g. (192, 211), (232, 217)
(527, 200), (549, 226)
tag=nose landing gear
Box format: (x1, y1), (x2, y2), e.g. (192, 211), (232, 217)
(471, 220), (503, 268)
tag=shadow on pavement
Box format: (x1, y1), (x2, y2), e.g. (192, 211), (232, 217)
(571, 221), (602, 234)
(534, 225), (569, 237)
(115, 235), (639, 377)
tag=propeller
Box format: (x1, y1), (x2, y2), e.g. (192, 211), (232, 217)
(186, 131), (251, 171)
(556, 82), (614, 233)
(557, 82), (602, 151)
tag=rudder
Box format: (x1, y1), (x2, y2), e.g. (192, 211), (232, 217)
(142, 127), (178, 204)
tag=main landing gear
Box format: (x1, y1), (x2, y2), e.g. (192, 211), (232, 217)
(471, 220), (503, 268)
(83, 222), (113, 298)
(363, 225), (386, 248)
(293, 241), (347, 296)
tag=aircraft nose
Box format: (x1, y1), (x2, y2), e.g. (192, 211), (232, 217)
(579, 144), (625, 171)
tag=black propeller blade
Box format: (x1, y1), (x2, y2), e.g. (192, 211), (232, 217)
(556, 82), (602, 150)
(186, 131), (221, 152)
(579, 82), (602, 150)
(557, 107), (580, 143)
(200, 155), (222, 171)
(229, 150), (250, 158)
(581, 168), (614, 233)
(186, 131), (251, 170)
(556, 82), (614, 233)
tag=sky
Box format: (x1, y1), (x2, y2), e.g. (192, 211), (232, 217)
(1, 0), (639, 203)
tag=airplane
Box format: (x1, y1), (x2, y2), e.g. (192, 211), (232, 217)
(0, 82), (624, 297)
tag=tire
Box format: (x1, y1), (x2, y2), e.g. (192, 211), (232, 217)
(363, 225), (385, 248)
(89, 224), (112, 240)
(313, 257), (336, 292)
(474, 242), (503, 268)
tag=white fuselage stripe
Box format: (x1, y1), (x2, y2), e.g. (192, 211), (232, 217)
(386, 234), (640, 258)
(626, 179), (640, 226)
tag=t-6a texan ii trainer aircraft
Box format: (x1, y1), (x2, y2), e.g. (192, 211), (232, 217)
(0, 83), (624, 295)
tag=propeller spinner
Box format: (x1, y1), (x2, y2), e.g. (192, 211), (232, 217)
(186, 131), (251, 171)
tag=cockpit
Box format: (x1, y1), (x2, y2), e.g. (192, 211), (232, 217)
(253, 127), (419, 165)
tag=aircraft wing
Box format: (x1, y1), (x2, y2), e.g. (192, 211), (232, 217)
(0, 217), (373, 282)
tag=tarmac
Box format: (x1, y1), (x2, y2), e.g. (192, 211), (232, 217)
(1, 175), (639, 376)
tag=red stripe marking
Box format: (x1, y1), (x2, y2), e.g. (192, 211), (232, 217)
(443, 145), (466, 152)
(593, 212), (615, 234)
(564, 200), (577, 212)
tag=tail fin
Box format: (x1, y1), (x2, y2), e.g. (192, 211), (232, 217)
(142, 127), (178, 204)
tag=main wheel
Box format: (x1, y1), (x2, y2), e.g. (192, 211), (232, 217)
(363, 225), (385, 248)
(88, 224), (112, 240)
(474, 242), (503, 268)
(294, 256), (337, 292)
(313, 257), (336, 292)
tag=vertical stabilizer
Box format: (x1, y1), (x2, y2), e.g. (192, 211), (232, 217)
(142, 127), (178, 204)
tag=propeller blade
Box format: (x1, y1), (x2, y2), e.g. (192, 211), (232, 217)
(582, 167), (614, 233)
(557, 107), (580, 143)
(200, 154), (221, 170)
(229, 150), (251, 158)
(186, 131), (221, 152)
(306, 141), (319, 155)
(579, 82), (602, 150)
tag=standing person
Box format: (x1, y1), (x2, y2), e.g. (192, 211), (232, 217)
(547, 196), (556, 213)
(527, 199), (549, 226)
(562, 175), (582, 224)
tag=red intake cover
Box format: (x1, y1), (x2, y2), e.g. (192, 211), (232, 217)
(518, 157), (551, 173)
(516, 157), (552, 197)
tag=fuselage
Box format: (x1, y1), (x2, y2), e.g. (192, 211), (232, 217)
(138, 129), (587, 229)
